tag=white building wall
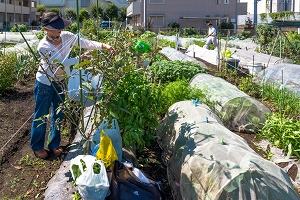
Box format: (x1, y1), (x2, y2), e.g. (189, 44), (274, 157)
(293, 0), (300, 12)
(239, 0), (269, 14)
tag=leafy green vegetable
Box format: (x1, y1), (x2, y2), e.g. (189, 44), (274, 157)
(93, 163), (101, 174)
(80, 159), (87, 172)
(148, 60), (206, 83)
(71, 164), (82, 187)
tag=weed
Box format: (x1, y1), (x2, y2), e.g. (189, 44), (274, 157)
(18, 154), (46, 167)
(10, 177), (20, 188)
(72, 192), (81, 200)
(32, 179), (39, 187)
(266, 149), (274, 160)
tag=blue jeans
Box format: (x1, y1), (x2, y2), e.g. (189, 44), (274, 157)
(30, 80), (65, 151)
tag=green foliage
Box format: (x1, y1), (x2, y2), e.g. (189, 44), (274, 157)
(0, 53), (17, 92)
(79, 8), (90, 23)
(80, 19), (98, 40)
(119, 6), (127, 22)
(104, 3), (119, 21)
(65, 8), (77, 21)
(89, 2), (104, 19)
(238, 76), (261, 98)
(138, 31), (157, 49)
(65, 22), (78, 34)
(158, 79), (209, 115)
(35, 30), (45, 40)
(269, 11), (295, 20)
(10, 24), (28, 32)
(47, 8), (60, 14)
(241, 31), (251, 38)
(260, 13), (267, 22)
(257, 113), (300, 159)
(261, 83), (300, 118)
(220, 21), (234, 29)
(103, 70), (161, 151)
(254, 25), (300, 63)
(158, 39), (176, 48)
(182, 27), (196, 36)
(193, 39), (215, 50)
(37, 4), (46, 13)
(168, 22), (180, 29)
(254, 24), (276, 53)
(148, 60), (206, 83)
(15, 51), (40, 81)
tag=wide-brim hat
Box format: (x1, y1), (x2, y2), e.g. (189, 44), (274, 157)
(42, 14), (71, 30)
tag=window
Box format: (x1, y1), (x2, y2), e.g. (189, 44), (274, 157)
(224, 0), (229, 4)
(149, 0), (164, 4)
(216, 0), (220, 4)
(149, 15), (164, 27)
(23, 14), (29, 23)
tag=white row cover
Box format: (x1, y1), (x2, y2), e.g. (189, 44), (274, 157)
(156, 100), (299, 200)
(189, 73), (271, 133)
(254, 63), (300, 96)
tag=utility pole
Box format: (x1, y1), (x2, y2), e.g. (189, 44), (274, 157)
(143, 0), (146, 30)
(253, 0), (261, 26)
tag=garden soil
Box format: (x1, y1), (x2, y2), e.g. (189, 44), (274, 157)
(0, 63), (299, 199)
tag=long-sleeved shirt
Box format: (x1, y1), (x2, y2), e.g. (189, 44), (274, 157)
(208, 26), (217, 37)
(36, 31), (103, 86)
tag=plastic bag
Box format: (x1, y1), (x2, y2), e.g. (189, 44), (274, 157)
(68, 68), (103, 107)
(106, 160), (166, 200)
(70, 155), (109, 200)
(90, 119), (122, 161)
(96, 130), (118, 168)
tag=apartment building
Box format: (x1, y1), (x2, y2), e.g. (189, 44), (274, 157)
(127, 0), (247, 31)
(240, 0), (300, 14)
(0, 0), (37, 30)
(36, 0), (128, 12)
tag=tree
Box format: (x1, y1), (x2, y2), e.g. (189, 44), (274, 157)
(119, 6), (127, 22)
(103, 3), (119, 21)
(65, 8), (77, 21)
(37, 4), (46, 14)
(89, 2), (104, 20)
(47, 8), (60, 15)
(79, 8), (90, 23)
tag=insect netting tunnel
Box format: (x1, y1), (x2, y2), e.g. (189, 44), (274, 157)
(254, 63), (300, 97)
(189, 73), (271, 133)
(156, 100), (299, 200)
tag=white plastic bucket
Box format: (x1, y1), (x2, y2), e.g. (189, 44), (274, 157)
(247, 62), (262, 75)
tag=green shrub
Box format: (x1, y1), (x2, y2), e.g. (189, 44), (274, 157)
(0, 54), (17, 92)
(148, 60), (206, 83)
(182, 27), (196, 36)
(65, 22), (78, 34)
(10, 24), (28, 32)
(241, 31), (251, 38)
(103, 70), (161, 151)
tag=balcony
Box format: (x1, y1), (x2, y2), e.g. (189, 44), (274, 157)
(127, 1), (141, 17)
